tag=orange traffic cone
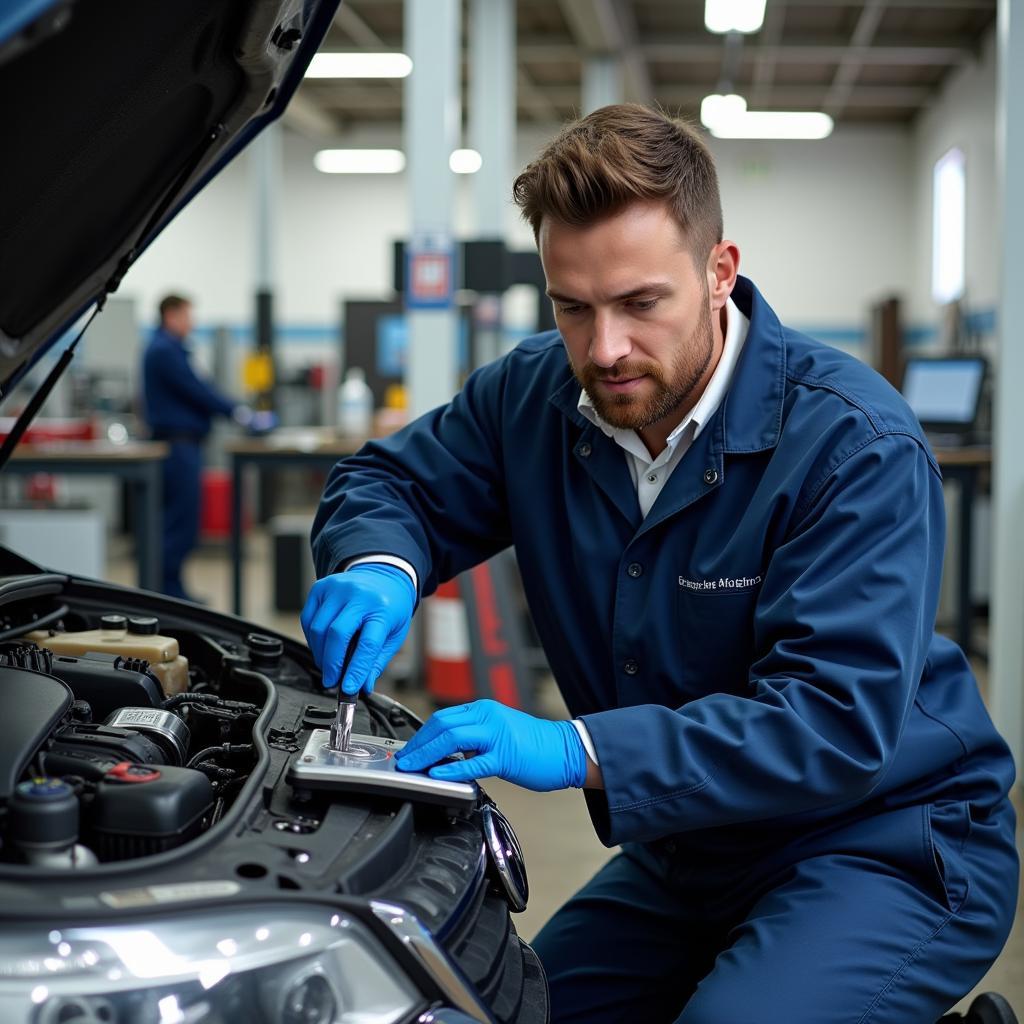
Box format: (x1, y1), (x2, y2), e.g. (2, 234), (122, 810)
(424, 579), (475, 705)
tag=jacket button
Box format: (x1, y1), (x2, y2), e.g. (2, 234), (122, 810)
(703, 468), (719, 485)
(623, 659), (639, 675)
(664, 840), (678, 855)
(578, 442), (592, 458)
(627, 562), (643, 578)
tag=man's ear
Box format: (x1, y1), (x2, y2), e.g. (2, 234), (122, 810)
(707, 241), (740, 311)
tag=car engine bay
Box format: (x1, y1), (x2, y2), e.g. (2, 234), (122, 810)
(0, 560), (548, 1023)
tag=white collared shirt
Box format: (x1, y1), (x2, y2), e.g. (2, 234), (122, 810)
(577, 295), (749, 518)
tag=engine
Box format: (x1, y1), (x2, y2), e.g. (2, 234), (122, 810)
(0, 631), (264, 868)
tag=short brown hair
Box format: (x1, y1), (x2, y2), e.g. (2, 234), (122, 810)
(512, 104), (723, 265)
(158, 294), (191, 322)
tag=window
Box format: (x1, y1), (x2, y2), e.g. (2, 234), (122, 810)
(931, 147), (966, 305)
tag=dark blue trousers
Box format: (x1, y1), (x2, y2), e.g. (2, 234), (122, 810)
(160, 441), (201, 600)
(532, 798), (1018, 1024)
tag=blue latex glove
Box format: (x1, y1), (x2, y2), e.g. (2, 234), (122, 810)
(231, 406), (277, 434)
(248, 410), (278, 435)
(393, 699), (587, 791)
(300, 563), (415, 694)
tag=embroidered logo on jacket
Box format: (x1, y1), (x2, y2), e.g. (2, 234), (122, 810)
(679, 575), (762, 592)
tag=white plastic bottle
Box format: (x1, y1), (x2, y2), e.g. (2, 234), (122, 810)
(337, 366), (373, 436)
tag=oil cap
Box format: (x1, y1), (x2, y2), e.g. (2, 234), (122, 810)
(247, 632), (284, 665)
(9, 777), (79, 850)
(100, 614), (127, 631)
(127, 616), (159, 635)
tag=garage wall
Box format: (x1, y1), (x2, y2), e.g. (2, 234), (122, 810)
(710, 128), (913, 341)
(121, 119), (915, 355)
(907, 28), (998, 332)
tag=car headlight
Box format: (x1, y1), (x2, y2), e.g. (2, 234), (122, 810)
(0, 904), (420, 1023)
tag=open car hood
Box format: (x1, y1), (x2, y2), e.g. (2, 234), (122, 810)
(0, 0), (339, 397)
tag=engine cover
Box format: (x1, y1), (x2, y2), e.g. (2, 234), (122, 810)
(0, 665), (72, 801)
(89, 764), (214, 860)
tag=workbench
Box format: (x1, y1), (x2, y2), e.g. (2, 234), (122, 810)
(933, 445), (991, 658)
(5, 440), (168, 592)
(225, 429), (366, 615)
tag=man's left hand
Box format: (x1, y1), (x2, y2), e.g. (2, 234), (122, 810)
(393, 699), (587, 792)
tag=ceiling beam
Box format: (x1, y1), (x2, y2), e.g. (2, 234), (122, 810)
(537, 83), (931, 108)
(518, 67), (564, 123)
(332, 5), (404, 102)
(556, 0), (652, 104)
(558, 0), (620, 51)
(520, 37), (973, 66)
(824, 0), (888, 118)
(751, 1), (788, 106)
(657, 40), (966, 66)
(282, 89), (341, 138)
(614, 0), (654, 104)
(317, 82), (932, 115)
(333, 5), (391, 49)
(636, 0), (991, 7)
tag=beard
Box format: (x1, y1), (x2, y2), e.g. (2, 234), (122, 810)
(573, 303), (716, 433)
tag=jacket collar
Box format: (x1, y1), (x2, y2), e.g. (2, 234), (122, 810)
(547, 275), (786, 455)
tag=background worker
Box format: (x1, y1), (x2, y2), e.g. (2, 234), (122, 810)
(141, 294), (265, 602)
(300, 105), (1017, 1023)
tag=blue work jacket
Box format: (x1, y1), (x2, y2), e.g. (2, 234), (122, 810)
(142, 327), (236, 439)
(311, 277), (1014, 854)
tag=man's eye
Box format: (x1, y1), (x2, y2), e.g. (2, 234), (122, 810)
(557, 304), (585, 315)
(629, 298), (659, 311)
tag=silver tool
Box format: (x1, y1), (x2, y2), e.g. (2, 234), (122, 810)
(330, 691), (357, 752)
(328, 631), (362, 753)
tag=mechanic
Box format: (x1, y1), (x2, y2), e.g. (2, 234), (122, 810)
(301, 105), (1018, 1023)
(141, 294), (263, 602)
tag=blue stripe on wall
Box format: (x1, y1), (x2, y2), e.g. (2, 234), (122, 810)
(138, 309), (997, 351)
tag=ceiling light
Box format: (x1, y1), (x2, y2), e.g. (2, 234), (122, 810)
(700, 93), (834, 140)
(704, 0), (767, 34)
(449, 149), (483, 174)
(305, 52), (413, 78)
(313, 149), (406, 174)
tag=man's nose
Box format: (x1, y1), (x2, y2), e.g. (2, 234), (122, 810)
(589, 311), (631, 368)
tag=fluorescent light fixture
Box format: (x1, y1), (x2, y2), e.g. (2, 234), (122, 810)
(305, 52), (412, 78)
(701, 93), (748, 127)
(700, 93), (833, 140)
(314, 149), (406, 174)
(705, 0), (767, 34)
(449, 149), (483, 174)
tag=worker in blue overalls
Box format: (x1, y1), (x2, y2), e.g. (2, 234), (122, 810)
(142, 295), (248, 601)
(301, 106), (1018, 1023)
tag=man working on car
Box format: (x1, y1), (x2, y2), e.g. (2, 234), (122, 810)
(142, 294), (255, 602)
(301, 105), (1017, 1023)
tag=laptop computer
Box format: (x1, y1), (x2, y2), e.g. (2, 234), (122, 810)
(900, 355), (988, 446)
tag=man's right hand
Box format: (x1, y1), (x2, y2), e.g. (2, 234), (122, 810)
(300, 563), (416, 695)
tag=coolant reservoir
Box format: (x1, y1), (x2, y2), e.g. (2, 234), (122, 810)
(36, 615), (190, 696)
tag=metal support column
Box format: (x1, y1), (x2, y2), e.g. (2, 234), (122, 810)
(470, 0), (514, 238)
(990, 0), (1024, 775)
(249, 122), (281, 527)
(470, 0), (515, 368)
(404, 0), (461, 417)
(252, 123), (280, 394)
(583, 55), (623, 115)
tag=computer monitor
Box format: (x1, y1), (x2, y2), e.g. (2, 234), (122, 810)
(900, 356), (987, 435)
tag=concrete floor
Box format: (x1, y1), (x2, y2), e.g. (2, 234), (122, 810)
(106, 534), (1023, 1017)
